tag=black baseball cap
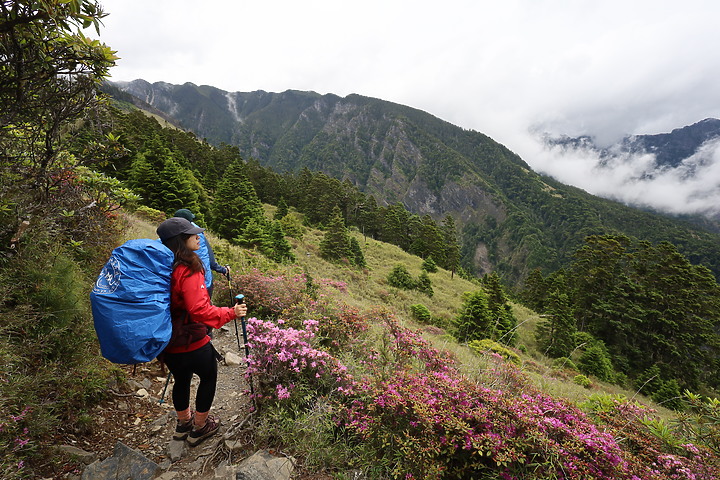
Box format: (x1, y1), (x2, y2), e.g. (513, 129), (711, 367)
(157, 217), (205, 241)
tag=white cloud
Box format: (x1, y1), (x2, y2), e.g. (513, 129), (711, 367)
(525, 137), (720, 216)
(95, 0), (720, 216)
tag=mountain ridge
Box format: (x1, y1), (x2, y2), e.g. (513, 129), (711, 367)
(106, 80), (720, 284)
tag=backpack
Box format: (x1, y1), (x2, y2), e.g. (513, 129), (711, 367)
(90, 238), (174, 364)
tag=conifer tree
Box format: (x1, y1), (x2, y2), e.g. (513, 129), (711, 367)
(349, 236), (366, 268)
(416, 271), (434, 297)
(422, 256), (438, 273)
(320, 206), (353, 264)
(441, 214), (461, 276)
(127, 154), (163, 210)
(159, 158), (201, 215)
(521, 268), (547, 312)
(482, 272), (517, 345)
(535, 290), (577, 358)
(209, 159), (265, 241)
(454, 290), (494, 343)
(274, 197), (289, 220)
(234, 217), (270, 250)
(267, 220), (295, 263)
(387, 265), (416, 290)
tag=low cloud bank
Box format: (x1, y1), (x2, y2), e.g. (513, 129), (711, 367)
(522, 135), (720, 218)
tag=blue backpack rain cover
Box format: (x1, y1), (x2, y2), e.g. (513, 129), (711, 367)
(91, 238), (174, 364)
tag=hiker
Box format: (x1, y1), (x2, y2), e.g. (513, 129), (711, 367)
(173, 208), (228, 299)
(157, 217), (247, 447)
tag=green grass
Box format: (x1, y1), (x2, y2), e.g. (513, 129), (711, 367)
(121, 209), (676, 420)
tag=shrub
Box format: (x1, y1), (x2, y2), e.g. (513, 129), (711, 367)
(578, 344), (614, 382)
(409, 304), (432, 324)
(132, 205), (166, 223)
(574, 374), (593, 388)
(553, 356), (578, 371)
(468, 339), (521, 365)
(387, 264), (416, 290)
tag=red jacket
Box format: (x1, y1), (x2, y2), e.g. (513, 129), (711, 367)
(164, 264), (236, 354)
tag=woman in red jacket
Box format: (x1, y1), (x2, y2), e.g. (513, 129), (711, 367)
(157, 217), (247, 447)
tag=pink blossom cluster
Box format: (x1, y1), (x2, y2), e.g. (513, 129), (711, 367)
(226, 271), (719, 478)
(244, 317), (353, 403)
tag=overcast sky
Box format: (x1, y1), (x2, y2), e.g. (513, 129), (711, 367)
(95, 0), (720, 216)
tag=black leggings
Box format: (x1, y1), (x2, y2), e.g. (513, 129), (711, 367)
(163, 343), (218, 413)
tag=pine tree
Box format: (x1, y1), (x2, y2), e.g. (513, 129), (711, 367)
(267, 220), (295, 263)
(274, 197), (289, 220)
(416, 271), (434, 297)
(209, 159), (265, 241)
(482, 272), (517, 345)
(421, 256), (438, 273)
(349, 236), (366, 267)
(454, 290), (494, 343)
(535, 290), (577, 358)
(441, 214), (461, 277)
(387, 265), (416, 290)
(234, 217), (270, 250)
(319, 206), (353, 263)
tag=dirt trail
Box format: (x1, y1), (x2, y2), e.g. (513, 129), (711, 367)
(83, 324), (258, 479)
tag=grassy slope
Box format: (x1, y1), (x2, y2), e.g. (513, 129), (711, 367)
(125, 208), (674, 423)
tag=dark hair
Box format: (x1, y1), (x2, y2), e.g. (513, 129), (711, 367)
(162, 233), (204, 274)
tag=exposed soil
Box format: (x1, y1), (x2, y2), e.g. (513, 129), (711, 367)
(44, 325), (274, 479)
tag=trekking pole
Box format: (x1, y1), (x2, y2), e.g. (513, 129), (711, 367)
(225, 269), (242, 351)
(234, 293), (255, 398)
(159, 373), (172, 404)
(235, 294), (251, 359)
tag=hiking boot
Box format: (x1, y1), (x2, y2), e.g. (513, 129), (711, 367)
(173, 416), (194, 441)
(187, 415), (220, 447)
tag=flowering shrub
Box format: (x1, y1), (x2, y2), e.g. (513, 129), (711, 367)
(340, 368), (639, 479)
(234, 269), (309, 319)
(581, 394), (720, 479)
(281, 296), (369, 352)
(226, 268), (720, 479)
(244, 317), (353, 407)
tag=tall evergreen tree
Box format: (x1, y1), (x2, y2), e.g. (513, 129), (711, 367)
(209, 159), (265, 241)
(274, 197), (289, 220)
(482, 272), (517, 345)
(319, 206), (354, 264)
(454, 290), (494, 343)
(266, 220), (295, 263)
(441, 214), (461, 276)
(535, 290), (577, 358)
(349, 236), (366, 268)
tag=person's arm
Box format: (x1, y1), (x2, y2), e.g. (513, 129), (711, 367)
(178, 268), (235, 329)
(206, 243), (227, 275)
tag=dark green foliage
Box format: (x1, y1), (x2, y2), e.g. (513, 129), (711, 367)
(421, 256), (438, 273)
(416, 271), (434, 297)
(577, 344), (614, 382)
(234, 217), (270, 251)
(274, 197), (290, 220)
(410, 304), (432, 324)
(266, 221), (295, 263)
(387, 265), (416, 290)
(527, 234), (720, 391)
(209, 159), (266, 240)
(349, 236), (366, 268)
(535, 290), (577, 358)
(319, 207), (355, 265)
(454, 290), (493, 343)
(481, 272), (517, 345)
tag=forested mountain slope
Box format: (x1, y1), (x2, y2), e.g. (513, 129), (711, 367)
(106, 80), (720, 285)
